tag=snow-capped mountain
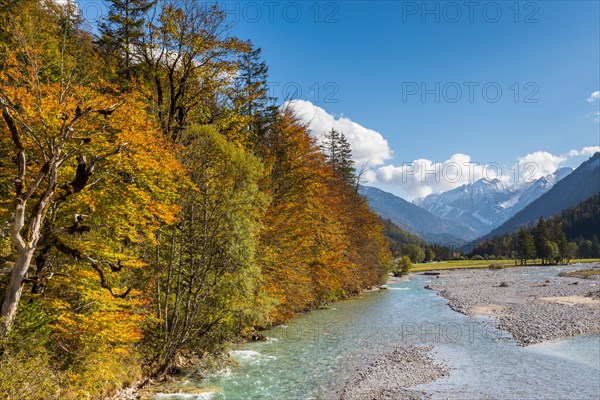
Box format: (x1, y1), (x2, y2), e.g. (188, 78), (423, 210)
(413, 167), (573, 237)
(484, 153), (600, 240)
(359, 186), (478, 245)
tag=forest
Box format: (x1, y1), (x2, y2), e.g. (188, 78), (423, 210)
(471, 193), (600, 263)
(0, 1), (391, 397)
(382, 219), (460, 263)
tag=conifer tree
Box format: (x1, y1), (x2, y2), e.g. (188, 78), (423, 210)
(516, 227), (536, 265)
(322, 128), (356, 185)
(98, 0), (155, 81)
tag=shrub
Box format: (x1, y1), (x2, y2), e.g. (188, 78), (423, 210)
(393, 256), (413, 276)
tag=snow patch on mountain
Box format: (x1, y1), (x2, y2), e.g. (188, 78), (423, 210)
(413, 168), (574, 237)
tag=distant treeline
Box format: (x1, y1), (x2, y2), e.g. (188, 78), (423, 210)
(382, 219), (461, 262)
(471, 193), (600, 263)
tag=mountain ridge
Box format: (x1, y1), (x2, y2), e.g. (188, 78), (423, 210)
(413, 167), (574, 237)
(479, 152), (600, 241)
(359, 185), (477, 245)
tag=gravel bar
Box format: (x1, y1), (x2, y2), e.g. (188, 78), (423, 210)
(428, 264), (600, 345)
(339, 345), (448, 400)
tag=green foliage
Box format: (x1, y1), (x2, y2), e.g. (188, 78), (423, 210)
(516, 227), (536, 265)
(98, 0), (155, 81)
(0, 0), (393, 396)
(382, 219), (456, 261)
(0, 345), (62, 399)
(540, 240), (559, 263)
(560, 193), (600, 243)
(151, 125), (271, 370)
(472, 195), (600, 263)
(234, 43), (274, 142)
(322, 128), (356, 186)
(424, 248), (435, 262)
(403, 243), (425, 263)
(393, 256), (412, 277)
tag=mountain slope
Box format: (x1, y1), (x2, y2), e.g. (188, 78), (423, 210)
(469, 193), (600, 258)
(413, 168), (573, 237)
(359, 186), (477, 245)
(482, 152), (600, 239)
(381, 218), (427, 247)
(559, 193), (600, 241)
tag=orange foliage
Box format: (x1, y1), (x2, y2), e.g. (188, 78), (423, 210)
(258, 111), (390, 322)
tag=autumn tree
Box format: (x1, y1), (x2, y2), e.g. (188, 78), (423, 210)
(137, 0), (247, 142)
(0, 3), (181, 338)
(393, 256), (412, 277)
(258, 111), (389, 320)
(151, 125), (270, 371)
(257, 111), (332, 319)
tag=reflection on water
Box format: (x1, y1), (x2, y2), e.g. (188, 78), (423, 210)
(154, 267), (600, 399)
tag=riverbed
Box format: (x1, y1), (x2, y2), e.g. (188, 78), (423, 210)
(150, 264), (600, 399)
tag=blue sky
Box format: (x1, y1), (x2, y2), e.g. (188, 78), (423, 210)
(222, 0), (600, 198)
(75, 0), (600, 199)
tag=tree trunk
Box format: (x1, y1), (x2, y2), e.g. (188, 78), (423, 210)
(0, 247), (35, 336)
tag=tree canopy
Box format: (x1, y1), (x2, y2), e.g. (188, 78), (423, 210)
(0, 1), (391, 397)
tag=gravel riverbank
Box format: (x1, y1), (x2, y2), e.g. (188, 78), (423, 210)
(428, 264), (600, 345)
(339, 345), (448, 400)
(340, 264), (600, 400)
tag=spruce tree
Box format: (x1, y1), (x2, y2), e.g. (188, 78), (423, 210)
(98, 0), (155, 81)
(534, 217), (550, 264)
(517, 227), (536, 265)
(552, 221), (568, 264)
(238, 45), (271, 121)
(322, 128), (356, 186)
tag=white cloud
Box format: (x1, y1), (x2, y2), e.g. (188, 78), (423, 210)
(516, 151), (566, 182)
(367, 147), (599, 201)
(581, 146), (600, 155)
(373, 153), (510, 201)
(285, 100), (393, 166)
(284, 99), (598, 201)
(566, 146), (600, 157)
(587, 90), (600, 103)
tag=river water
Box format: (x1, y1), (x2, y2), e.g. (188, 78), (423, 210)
(154, 267), (600, 399)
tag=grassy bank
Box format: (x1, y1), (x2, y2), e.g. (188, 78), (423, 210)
(558, 269), (600, 278)
(411, 258), (600, 272)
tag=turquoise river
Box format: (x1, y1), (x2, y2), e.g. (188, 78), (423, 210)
(154, 265), (600, 399)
